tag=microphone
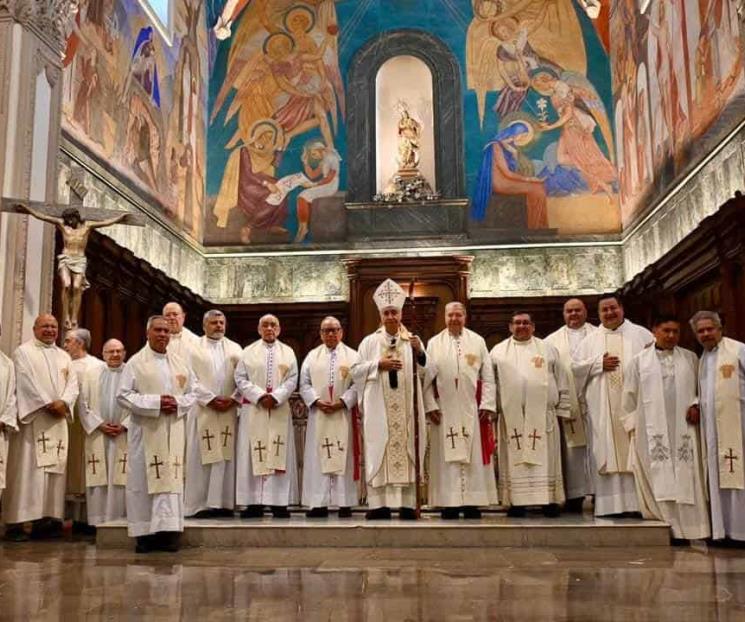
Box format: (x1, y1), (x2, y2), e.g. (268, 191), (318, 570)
(389, 337), (398, 389)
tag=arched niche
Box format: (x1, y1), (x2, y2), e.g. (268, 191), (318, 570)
(346, 29), (464, 201)
(375, 55), (436, 193)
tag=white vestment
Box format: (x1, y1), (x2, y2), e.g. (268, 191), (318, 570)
(545, 323), (597, 500)
(574, 320), (653, 516)
(184, 336), (242, 515)
(234, 339), (299, 506)
(351, 328), (431, 509)
(699, 338), (745, 540)
(166, 327), (201, 366)
(624, 346), (710, 539)
(491, 337), (569, 506)
(3, 340), (79, 524)
(68, 354), (106, 497)
(117, 346), (204, 537)
(423, 328), (498, 508)
(299, 343), (359, 508)
(79, 365), (130, 526)
(0, 351), (18, 498)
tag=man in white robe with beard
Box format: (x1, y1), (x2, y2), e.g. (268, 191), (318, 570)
(574, 295), (653, 516)
(79, 339), (129, 526)
(185, 310), (242, 518)
(299, 316), (359, 518)
(4, 314), (79, 541)
(164, 302), (201, 364)
(545, 298), (597, 512)
(424, 302), (497, 519)
(234, 314), (299, 518)
(63, 328), (106, 518)
(0, 323), (18, 507)
(623, 316), (709, 540)
(117, 316), (206, 552)
(491, 312), (569, 517)
(692, 310), (745, 541)
(351, 279), (431, 520)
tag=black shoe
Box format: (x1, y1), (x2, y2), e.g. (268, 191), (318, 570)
(365, 507), (392, 520)
(543, 504), (561, 518)
(462, 506), (482, 519)
(564, 497), (585, 513)
(305, 507), (329, 518)
(135, 534), (157, 553)
(338, 507), (353, 518)
(213, 508), (236, 518)
(72, 520), (96, 536)
(30, 519), (63, 540)
(4, 525), (29, 542)
(440, 507), (460, 520)
(399, 507), (418, 520)
(240, 505), (264, 519)
(271, 506), (291, 518)
(191, 509), (217, 519)
(506, 506), (527, 518)
(158, 531), (181, 552)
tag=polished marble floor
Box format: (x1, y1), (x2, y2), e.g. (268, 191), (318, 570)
(1, 540), (744, 620)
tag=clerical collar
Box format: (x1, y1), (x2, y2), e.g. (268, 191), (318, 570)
(512, 337), (532, 346)
(107, 365), (124, 372)
(148, 346), (167, 358)
(567, 325), (585, 333)
(171, 331), (183, 339)
(33, 339), (55, 349)
(263, 340), (275, 348)
(448, 331), (463, 339)
(603, 321), (625, 333)
(206, 336), (223, 344)
(655, 345), (673, 353)
(325, 344), (338, 353)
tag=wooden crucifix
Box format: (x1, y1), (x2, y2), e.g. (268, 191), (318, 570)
(1, 167), (145, 330)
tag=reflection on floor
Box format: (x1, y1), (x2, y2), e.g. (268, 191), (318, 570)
(0, 541), (743, 620)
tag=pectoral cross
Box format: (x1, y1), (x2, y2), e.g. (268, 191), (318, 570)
(87, 453), (101, 475)
(149, 455), (164, 479)
(118, 453), (128, 474)
(172, 456), (182, 479)
(529, 429), (542, 450)
(56, 439), (66, 457)
(510, 428), (523, 450)
(724, 448), (739, 474)
(221, 426), (232, 447)
(273, 435), (285, 457)
(37, 432), (50, 454)
(322, 437), (334, 459)
(254, 441), (267, 462)
(202, 429), (215, 451)
(446, 426), (459, 449)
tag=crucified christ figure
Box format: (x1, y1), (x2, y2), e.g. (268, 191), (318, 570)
(15, 204), (126, 330)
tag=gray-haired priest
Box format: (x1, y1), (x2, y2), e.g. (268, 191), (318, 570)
(545, 298), (597, 512)
(692, 310), (745, 541)
(117, 316), (207, 553)
(0, 323), (18, 509)
(622, 316), (709, 540)
(163, 301), (201, 364)
(423, 302), (498, 519)
(299, 316), (360, 518)
(351, 279), (431, 520)
(234, 314), (299, 518)
(79, 339), (130, 526)
(490, 312), (569, 517)
(4, 315), (78, 541)
(185, 310), (242, 518)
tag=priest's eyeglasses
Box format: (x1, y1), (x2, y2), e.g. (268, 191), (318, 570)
(320, 328), (341, 334)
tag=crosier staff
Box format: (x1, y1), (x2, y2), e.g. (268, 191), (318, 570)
(408, 279), (422, 519)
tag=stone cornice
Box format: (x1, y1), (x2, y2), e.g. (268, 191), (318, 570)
(0, 0), (78, 55)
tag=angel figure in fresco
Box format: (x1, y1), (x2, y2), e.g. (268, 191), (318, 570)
(471, 119), (548, 229)
(466, 0), (587, 126)
(531, 69), (617, 199)
(121, 26), (161, 108)
(210, 1), (344, 151)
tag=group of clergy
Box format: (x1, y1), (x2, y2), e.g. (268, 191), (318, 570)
(0, 278), (744, 552)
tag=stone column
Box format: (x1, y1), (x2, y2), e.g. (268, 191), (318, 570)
(0, 0), (75, 353)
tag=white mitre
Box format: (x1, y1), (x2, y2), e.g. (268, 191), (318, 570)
(373, 279), (406, 312)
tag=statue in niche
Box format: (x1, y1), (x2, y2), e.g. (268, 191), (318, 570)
(380, 101), (437, 202)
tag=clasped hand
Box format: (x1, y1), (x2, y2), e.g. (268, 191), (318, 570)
(160, 395), (178, 414)
(317, 398), (344, 415)
(209, 396), (237, 412)
(99, 422), (126, 437)
(46, 400), (68, 419)
(602, 353), (621, 372)
(258, 394), (277, 410)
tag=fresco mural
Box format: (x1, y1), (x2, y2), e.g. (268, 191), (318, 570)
(611, 0), (744, 227)
(205, 0), (618, 247)
(61, 0), (207, 240)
